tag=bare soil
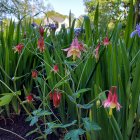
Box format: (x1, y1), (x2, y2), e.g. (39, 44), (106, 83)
(0, 114), (58, 140)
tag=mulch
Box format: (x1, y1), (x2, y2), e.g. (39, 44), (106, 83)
(0, 114), (58, 140)
(0, 114), (38, 140)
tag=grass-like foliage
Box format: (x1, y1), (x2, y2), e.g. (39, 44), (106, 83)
(0, 3), (140, 140)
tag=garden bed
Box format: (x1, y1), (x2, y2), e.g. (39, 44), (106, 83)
(0, 1), (140, 139)
(0, 114), (59, 140)
(0, 114), (37, 140)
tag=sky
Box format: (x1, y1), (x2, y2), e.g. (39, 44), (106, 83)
(46, 0), (86, 18)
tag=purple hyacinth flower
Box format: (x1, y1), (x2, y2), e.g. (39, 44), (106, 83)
(130, 24), (140, 38)
(74, 28), (83, 37)
(49, 23), (58, 30)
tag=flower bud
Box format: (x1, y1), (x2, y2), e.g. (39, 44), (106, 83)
(96, 100), (101, 107)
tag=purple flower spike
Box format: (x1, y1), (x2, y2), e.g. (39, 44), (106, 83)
(49, 23), (58, 30)
(130, 24), (140, 38)
(130, 30), (137, 38)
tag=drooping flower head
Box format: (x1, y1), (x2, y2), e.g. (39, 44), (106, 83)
(49, 92), (53, 100)
(39, 26), (44, 37)
(13, 44), (24, 54)
(32, 70), (38, 79)
(78, 42), (86, 52)
(130, 24), (140, 38)
(37, 37), (45, 52)
(103, 86), (121, 116)
(63, 37), (85, 61)
(49, 90), (62, 108)
(26, 95), (33, 103)
(103, 37), (110, 46)
(94, 43), (100, 61)
(53, 91), (62, 108)
(52, 65), (59, 73)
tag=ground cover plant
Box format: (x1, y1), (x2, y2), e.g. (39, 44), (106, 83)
(0, 1), (140, 140)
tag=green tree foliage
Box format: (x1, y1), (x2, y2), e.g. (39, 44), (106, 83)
(83, 0), (131, 26)
(46, 11), (67, 19)
(0, 0), (53, 20)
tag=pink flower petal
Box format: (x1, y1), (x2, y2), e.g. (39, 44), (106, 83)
(67, 50), (73, 57)
(77, 52), (81, 58)
(63, 48), (70, 51)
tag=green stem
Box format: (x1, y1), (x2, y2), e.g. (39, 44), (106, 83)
(105, 110), (123, 140)
(0, 80), (44, 137)
(130, 48), (140, 66)
(43, 80), (47, 139)
(0, 127), (26, 140)
(0, 80), (30, 115)
(76, 107), (81, 128)
(76, 53), (91, 91)
(88, 90), (109, 104)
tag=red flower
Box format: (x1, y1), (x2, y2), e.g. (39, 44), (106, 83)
(63, 37), (85, 60)
(32, 70), (38, 79)
(78, 42), (86, 52)
(103, 37), (110, 46)
(38, 37), (45, 52)
(13, 44), (24, 54)
(26, 95), (33, 103)
(52, 65), (59, 73)
(49, 92), (53, 100)
(103, 86), (121, 116)
(49, 90), (62, 108)
(39, 26), (44, 37)
(53, 91), (62, 108)
(94, 43), (100, 61)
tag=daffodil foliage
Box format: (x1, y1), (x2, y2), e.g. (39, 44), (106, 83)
(0, 2), (140, 140)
